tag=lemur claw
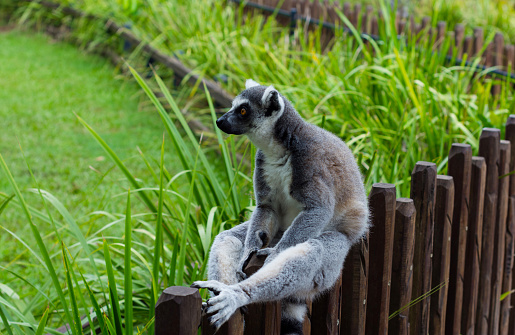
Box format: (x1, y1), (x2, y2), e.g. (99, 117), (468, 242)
(236, 270), (247, 281)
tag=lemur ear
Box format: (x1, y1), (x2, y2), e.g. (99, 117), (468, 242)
(262, 86), (284, 116)
(245, 79), (260, 89)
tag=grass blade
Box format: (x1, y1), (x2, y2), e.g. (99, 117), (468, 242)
(149, 136), (165, 332)
(62, 245), (81, 335)
(34, 306), (49, 335)
(0, 303), (15, 335)
(0, 194), (14, 216)
(124, 189), (133, 335)
(103, 239), (124, 335)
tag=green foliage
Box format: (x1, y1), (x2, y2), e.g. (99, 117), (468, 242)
(11, 0), (514, 196)
(0, 68), (253, 333)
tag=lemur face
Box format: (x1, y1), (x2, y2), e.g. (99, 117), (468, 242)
(216, 80), (285, 136)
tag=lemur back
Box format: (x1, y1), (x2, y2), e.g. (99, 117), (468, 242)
(193, 79), (369, 334)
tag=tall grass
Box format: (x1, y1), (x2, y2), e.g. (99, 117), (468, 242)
(8, 0), (515, 196)
(0, 69), (253, 333)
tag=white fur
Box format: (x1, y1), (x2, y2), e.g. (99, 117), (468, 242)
(231, 96), (249, 108)
(217, 236), (243, 283)
(245, 79), (260, 89)
(247, 242), (311, 283)
(262, 155), (303, 230)
(262, 86), (285, 115)
(284, 303), (307, 321)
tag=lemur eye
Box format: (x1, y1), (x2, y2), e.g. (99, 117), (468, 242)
(240, 108), (247, 116)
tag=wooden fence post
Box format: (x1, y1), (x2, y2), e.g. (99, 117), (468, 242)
(365, 183), (396, 335)
(409, 162), (437, 335)
(445, 143), (472, 335)
(389, 198), (416, 335)
(504, 116), (515, 335)
(461, 157), (487, 335)
(240, 255), (281, 335)
(489, 140), (510, 334)
(155, 286), (202, 335)
(492, 33), (504, 95)
(454, 24), (465, 59)
(429, 176), (454, 335)
(202, 303), (244, 335)
(341, 235), (369, 335)
(476, 128), (501, 335)
(473, 28), (484, 58)
(311, 272), (342, 334)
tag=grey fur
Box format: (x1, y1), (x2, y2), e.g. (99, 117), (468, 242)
(192, 81), (369, 334)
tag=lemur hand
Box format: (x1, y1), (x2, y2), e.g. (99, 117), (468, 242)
(236, 249), (257, 281)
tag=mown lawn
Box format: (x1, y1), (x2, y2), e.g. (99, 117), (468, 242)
(0, 29), (181, 264)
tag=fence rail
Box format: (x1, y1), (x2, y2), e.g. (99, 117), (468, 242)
(157, 114), (515, 334)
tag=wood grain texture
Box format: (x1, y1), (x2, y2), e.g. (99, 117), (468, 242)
(489, 140), (510, 334)
(155, 286), (202, 335)
(311, 272), (342, 335)
(445, 143), (472, 335)
(430, 176), (455, 335)
(461, 157), (487, 335)
(341, 235), (369, 335)
(476, 128), (501, 335)
(365, 183), (396, 335)
(389, 198), (416, 335)
(503, 116), (515, 335)
(409, 162), (437, 335)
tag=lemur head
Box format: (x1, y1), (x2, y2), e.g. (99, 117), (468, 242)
(216, 79), (286, 137)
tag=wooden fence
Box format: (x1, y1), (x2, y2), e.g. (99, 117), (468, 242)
(231, 0), (515, 86)
(156, 114), (515, 334)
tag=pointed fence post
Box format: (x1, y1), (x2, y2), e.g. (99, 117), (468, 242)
(389, 198), (416, 335)
(429, 176), (454, 335)
(365, 183), (396, 335)
(445, 143), (472, 335)
(489, 140), (510, 334)
(409, 162), (437, 335)
(476, 128), (501, 335)
(504, 116), (515, 335)
(156, 286), (202, 335)
(461, 157), (487, 335)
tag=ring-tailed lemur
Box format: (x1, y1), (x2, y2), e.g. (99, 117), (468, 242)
(192, 79), (369, 334)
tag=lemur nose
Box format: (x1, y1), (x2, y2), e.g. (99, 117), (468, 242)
(216, 118), (224, 128)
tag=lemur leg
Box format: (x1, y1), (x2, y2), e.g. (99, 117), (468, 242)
(193, 231), (351, 330)
(207, 222), (249, 285)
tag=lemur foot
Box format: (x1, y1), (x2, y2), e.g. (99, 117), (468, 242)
(191, 280), (249, 330)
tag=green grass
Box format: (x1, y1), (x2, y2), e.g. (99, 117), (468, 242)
(0, 28), (186, 319)
(0, 27), (252, 334)
(0, 29), (183, 223)
(24, 0), (512, 196)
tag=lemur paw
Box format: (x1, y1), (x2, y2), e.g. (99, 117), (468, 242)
(191, 280), (229, 295)
(193, 281), (249, 330)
